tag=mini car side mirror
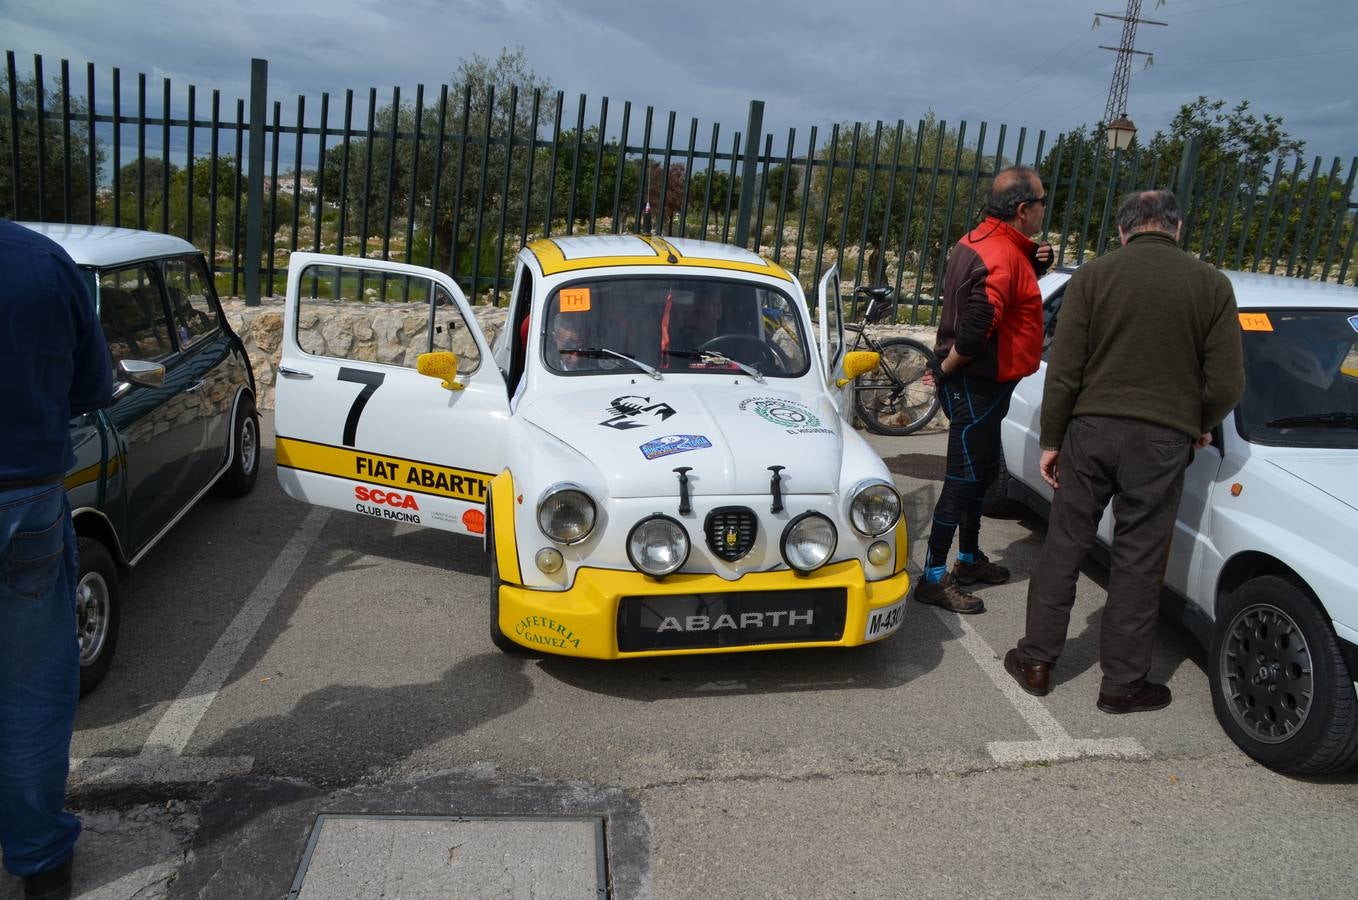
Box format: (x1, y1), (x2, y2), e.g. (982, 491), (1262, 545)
(113, 359), (166, 399)
(836, 350), (880, 387)
(417, 351), (465, 391)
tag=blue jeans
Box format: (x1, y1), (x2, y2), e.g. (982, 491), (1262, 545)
(0, 483), (81, 877)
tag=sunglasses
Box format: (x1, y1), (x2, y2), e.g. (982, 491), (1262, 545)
(1025, 195), (1048, 207)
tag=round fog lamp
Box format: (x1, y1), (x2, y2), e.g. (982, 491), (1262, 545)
(627, 515), (690, 577)
(867, 540), (892, 566)
(535, 547), (564, 574)
(781, 513), (837, 573)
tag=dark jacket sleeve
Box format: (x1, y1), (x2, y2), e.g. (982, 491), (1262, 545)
(60, 256), (113, 415)
(1198, 277), (1245, 434)
(1039, 272), (1091, 449)
(952, 260), (999, 359)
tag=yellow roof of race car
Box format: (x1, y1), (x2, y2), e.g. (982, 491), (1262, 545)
(527, 234), (793, 282)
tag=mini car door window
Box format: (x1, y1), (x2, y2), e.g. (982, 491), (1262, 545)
(430, 283), (481, 375)
(295, 263), (477, 371)
(97, 264), (173, 372)
(161, 256), (221, 347)
(826, 273), (844, 370)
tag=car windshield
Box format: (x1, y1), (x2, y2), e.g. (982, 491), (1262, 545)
(541, 276), (810, 377)
(1235, 307), (1358, 448)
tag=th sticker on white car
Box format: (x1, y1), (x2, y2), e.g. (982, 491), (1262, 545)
(864, 597), (908, 641)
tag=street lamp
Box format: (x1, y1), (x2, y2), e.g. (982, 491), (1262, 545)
(1105, 115), (1137, 152)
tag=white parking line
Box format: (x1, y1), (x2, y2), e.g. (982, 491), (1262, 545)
(72, 506), (331, 785)
(930, 609), (1149, 764)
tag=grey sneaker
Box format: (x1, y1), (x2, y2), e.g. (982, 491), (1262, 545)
(913, 573), (985, 614)
(953, 552), (1010, 586)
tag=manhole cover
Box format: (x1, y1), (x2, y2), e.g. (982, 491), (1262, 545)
(289, 814), (606, 899)
(882, 453), (946, 480)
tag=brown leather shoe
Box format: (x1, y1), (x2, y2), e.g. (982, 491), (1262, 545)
(1004, 648), (1052, 696)
(1097, 682), (1172, 714)
(913, 574), (985, 614)
(953, 552), (1010, 586)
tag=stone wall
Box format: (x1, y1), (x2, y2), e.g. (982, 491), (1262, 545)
(221, 297), (932, 410)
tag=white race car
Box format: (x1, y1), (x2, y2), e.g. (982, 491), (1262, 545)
(997, 267), (1358, 774)
(275, 235), (911, 658)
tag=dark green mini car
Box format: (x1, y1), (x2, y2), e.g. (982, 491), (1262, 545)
(20, 223), (260, 694)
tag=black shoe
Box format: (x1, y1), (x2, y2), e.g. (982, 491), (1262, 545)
(913, 574), (985, 614)
(1004, 648), (1052, 696)
(952, 552), (1011, 586)
(23, 854), (72, 900)
(1097, 682), (1172, 714)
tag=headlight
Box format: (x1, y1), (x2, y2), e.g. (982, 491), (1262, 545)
(849, 480), (901, 536)
(781, 512), (837, 573)
(627, 515), (690, 577)
(536, 484), (596, 544)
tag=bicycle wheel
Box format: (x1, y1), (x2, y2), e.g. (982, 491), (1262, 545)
(854, 337), (942, 435)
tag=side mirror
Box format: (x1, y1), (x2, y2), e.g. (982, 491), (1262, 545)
(113, 359), (166, 399)
(417, 351), (465, 391)
(836, 350), (880, 388)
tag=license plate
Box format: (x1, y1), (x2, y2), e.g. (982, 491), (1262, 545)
(616, 589), (847, 652)
(863, 597), (907, 641)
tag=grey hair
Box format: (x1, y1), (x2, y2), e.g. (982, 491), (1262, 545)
(984, 165), (1042, 220)
(1117, 190), (1181, 235)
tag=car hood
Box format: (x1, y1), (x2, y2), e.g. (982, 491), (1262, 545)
(518, 383), (844, 498)
(1267, 456), (1358, 513)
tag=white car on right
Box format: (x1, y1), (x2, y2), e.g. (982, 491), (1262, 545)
(996, 267), (1358, 775)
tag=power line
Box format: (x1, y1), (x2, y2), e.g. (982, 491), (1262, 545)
(1097, 1), (1168, 126)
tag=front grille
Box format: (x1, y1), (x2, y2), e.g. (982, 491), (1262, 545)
(616, 588), (848, 652)
(704, 506), (757, 562)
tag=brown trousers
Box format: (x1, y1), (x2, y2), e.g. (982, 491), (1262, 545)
(1017, 415), (1191, 696)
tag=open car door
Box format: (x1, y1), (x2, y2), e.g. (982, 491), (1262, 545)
(816, 265), (850, 416)
(275, 253), (509, 538)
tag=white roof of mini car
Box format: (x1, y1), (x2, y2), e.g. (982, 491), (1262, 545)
(525, 234), (794, 282)
(16, 222), (198, 268)
(1050, 264), (1358, 311)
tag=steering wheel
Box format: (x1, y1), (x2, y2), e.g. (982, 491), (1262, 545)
(697, 334), (779, 371)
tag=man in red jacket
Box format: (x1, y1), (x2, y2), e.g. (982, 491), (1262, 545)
(915, 166), (1052, 614)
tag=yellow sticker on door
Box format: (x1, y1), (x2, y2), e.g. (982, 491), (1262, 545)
(276, 436), (490, 502)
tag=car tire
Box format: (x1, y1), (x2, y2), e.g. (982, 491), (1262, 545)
(1209, 575), (1358, 774)
(76, 537), (120, 696)
(213, 395), (261, 498)
(486, 506), (525, 654)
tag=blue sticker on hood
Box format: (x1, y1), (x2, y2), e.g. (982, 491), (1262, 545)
(639, 434), (713, 460)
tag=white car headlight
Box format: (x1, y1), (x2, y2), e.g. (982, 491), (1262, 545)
(781, 513), (837, 573)
(536, 484), (596, 544)
(627, 515), (690, 577)
(849, 480), (901, 536)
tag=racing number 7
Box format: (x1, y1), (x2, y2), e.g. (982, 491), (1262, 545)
(338, 367), (386, 447)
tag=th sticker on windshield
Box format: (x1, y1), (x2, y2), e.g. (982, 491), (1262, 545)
(1348, 314), (1358, 333)
(559, 287), (591, 312)
(1239, 312), (1273, 332)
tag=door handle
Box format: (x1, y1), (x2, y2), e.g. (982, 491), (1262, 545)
(278, 366), (314, 379)
(185, 379), (206, 393)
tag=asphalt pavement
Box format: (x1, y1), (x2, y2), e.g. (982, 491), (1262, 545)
(3, 413), (1356, 899)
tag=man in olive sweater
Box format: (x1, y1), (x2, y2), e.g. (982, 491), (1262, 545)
(1004, 190), (1244, 714)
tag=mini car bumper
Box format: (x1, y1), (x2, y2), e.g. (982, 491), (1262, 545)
(496, 560), (911, 658)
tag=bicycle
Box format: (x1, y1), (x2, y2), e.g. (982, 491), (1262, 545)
(845, 285), (942, 435)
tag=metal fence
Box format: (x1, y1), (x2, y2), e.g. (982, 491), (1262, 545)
(4, 51), (1355, 320)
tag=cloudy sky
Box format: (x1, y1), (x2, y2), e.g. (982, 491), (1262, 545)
(4, 0), (1355, 160)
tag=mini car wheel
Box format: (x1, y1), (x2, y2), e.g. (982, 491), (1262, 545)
(486, 506), (527, 655)
(1209, 575), (1358, 774)
(76, 537), (120, 696)
(213, 395), (261, 498)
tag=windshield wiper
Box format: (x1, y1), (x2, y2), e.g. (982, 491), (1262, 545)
(665, 348), (766, 383)
(560, 347), (662, 380)
(1264, 411), (1358, 429)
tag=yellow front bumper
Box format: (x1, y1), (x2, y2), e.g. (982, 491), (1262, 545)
(497, 561), (911, 659)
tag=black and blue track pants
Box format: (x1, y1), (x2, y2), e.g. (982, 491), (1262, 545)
(924, 373), (1017, 571)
